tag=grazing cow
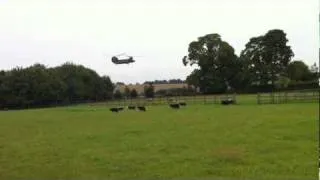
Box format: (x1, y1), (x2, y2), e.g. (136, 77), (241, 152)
(170, 103), (180, 109)
(137, 106), (146, 111)
(128, 105), (136, 110)
(179, 102), (187, 106)
(110, 107), (119, 112)
(221, 98), (235, 105)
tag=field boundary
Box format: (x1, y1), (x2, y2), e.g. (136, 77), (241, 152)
(91, 94), (238, 107)
(257, 89), (319, 104)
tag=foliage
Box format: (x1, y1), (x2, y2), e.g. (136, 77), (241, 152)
(182, 33), (242, 93)
(309, 62), (319, 80)
(113, 90), (122, 99)
(183, 30), (308, 93)
(124, 86), (130, 98)
(144, 83), (155, 98)
(310, 62), (319, 74)
(287, 61), (312, 81)
(0, 63), (114, 109)
(275, 76), (291, 89)
(155, 86), (196, 96)
(130, 89), (138, 98)
(186, 69), (201, 89)
(240, 29), (294, 86)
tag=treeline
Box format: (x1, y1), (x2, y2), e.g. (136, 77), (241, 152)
(114, 84), (156, 99)
(155, 86), (196, 97)
(0, 63), (114, 109)
(183, 29), (319, 94)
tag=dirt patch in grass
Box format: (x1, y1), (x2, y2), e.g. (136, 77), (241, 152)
(210, 146), (247, 164)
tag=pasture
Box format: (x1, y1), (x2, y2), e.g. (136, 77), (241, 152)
(0, 102), (318, 179)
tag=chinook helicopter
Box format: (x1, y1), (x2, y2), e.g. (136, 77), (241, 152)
(110, 53), (137, 65)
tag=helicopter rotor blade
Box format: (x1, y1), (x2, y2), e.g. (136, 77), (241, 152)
(115, 53), (127, 56)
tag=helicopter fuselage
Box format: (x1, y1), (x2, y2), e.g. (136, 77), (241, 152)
(111, 56), (135, 64)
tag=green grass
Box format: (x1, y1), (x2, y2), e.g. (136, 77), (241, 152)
(0, 103), (318, 179)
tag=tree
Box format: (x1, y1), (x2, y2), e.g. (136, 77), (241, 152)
(101, 76), (114, 100)
(144, 83), (154, 98)
(130, 89), (138, 98)
(240, 29), (294, 86)
(186, 69), (201, 89)
(113, 90), (122, 99)
(275, 76), (290, 89)
(0, 62), (114, 109)
(182, 33), (240, 93)
(310, 62), (319, 81)
(124, 86), (130, 98)
(310, 63), (319, 74)
(287, 60), (312, 81)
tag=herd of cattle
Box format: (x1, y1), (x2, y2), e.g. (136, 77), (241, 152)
(109, 98), (236, 113)
(109, 102), (187, 113)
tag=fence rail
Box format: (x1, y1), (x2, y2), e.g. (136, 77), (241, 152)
(257, 89), (319, 104)
(87, 89), (319, 107)
(91, 94), (237, 107)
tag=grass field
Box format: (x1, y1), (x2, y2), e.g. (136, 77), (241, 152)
(0, 102), (318, 179)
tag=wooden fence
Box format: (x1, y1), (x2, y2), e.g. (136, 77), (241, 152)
(88, 89), (318, 107)
(93, 94), (237, 107)
(257, 89), (319, 104)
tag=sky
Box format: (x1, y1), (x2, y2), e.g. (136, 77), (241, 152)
(0, 0), (318, 84)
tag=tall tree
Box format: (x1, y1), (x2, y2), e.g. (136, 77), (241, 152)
(310, 62), (319, 74)
(287, 60), (312, 81)
(130, 89), (138, 98)
(144, 83), (155, 98)
(186, 69), (201, 89)
(101, 76), (114, 99)
(182, 33), (240, 93)
(124, 86), (130, 98)
(113, 90), (122, 99)
(240, 29), (294, 86)
(310, 62), (319, 81)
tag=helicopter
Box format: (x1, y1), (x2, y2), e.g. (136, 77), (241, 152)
(110, 53), (137, 65)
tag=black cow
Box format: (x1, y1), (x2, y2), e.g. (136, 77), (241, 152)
(118, 107), (124, 111)
(110, 107), (119, 112)
(179, 102), (187, 106)
(170, 103), (180, 109)
(128, 105), (136, 110)
(221, 99), (235, 105)
(137, 106), (146, 111)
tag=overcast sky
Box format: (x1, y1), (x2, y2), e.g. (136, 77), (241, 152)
(0, 0), (318, 83)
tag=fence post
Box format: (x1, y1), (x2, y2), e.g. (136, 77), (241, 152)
(304, 91), (307, 102)
(284, 92), (288, 103)
(271, 93), (275, 104)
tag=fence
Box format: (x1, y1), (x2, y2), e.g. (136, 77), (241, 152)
(257, 89), (319, 104)
(92, 94), (237, 107)
(88, 89), (318, 107)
